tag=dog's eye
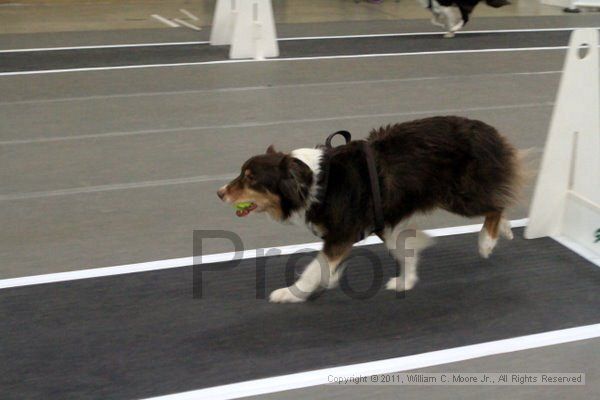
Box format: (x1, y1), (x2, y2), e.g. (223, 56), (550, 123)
(243, 169), (255, 181)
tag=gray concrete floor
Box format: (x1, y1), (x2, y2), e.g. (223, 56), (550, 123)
(248, 338), (600, 400)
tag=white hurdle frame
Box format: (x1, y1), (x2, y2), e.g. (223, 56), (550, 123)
(209, 0), (279, 60)
(525, 29), (600, 258)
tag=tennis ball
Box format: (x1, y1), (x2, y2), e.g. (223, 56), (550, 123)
(234, 202), (254, 211)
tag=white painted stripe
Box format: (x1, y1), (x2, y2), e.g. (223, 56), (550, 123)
(179, 8), (199, 21)
(0, 102), (553, 145)
(0, 219), (528, 289)
(0, 46), (570, 77)
(0, 256), (198, 290)
(173, 18), (202, 31)
(0, 26), (589, 53)
(0, 41), (208, 54)
(151, 14), (180, 28)
(144, 323), (600, 400)
(0, 70), (560, 107)
(0, 174), (236, 201)
(277, 26), (588, 41)
(552, 235), (600, 267)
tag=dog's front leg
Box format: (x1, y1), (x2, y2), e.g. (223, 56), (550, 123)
(380, 224), (432, 292)
(269, 242), (352, 303)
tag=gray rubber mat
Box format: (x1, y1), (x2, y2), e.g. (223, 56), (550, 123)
(0, 30), (572, 73)
(1, 228), (599, 399)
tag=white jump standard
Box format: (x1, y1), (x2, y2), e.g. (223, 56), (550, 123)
(210, 0), (279, 60)
(526, 28), (600, 260)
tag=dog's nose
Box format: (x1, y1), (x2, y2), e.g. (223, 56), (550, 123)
(217, 187), (226, 200)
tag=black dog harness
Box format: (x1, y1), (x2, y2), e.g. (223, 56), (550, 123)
(321, 130), (384, 237)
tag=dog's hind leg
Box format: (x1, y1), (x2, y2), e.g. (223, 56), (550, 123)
(269, 242), (352, 303)
(380, 223), (433, 292)
(479, 211), (513, 258)
(499, 217), (513, 240)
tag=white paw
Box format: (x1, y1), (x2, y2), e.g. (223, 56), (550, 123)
(385, 275), (418, 292)
(450, 20), (464, 32)
(499, 219), (513, 240)
(269, 287), (306, 303)
(478, 230), (498, 259)
(325, 270), (342, 289)
(443, 32), (455, 38)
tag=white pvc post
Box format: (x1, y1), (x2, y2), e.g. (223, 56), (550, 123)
(525, 29), (600, 256)
(230, 0), (279, 60)
(210, 0), (238, 45)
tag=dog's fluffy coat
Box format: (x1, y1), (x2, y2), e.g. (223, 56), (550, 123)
(218, 116), (522, 303)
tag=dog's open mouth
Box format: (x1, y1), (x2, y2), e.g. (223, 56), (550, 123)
(234, 202), (258, 217)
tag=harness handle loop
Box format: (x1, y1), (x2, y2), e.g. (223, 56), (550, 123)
(325, 130), (351, 149)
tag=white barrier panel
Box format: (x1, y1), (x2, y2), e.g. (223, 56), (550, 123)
(230, 0), (278, 59)
(525, 29), (600, 257)
(210, 0), (279, 60)
(209, 0), (237, 46)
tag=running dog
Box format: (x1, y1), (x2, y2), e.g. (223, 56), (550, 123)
(419, 0), (511, 38)
(217, 116), (523, 303)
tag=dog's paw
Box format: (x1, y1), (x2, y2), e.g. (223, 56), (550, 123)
(499, 219), (513, 240)
(450, 20), (464, 32)
(386, 277), (406, 292)
(478, 230), (498, 259)
(325, 270), (342, 289)
(385, 275), (418, 292)
(269, 287), (306, 303)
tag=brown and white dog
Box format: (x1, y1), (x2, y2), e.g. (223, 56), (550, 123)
(218, 116), (523, 303)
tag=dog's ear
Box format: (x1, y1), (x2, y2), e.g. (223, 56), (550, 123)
(278, 156), (302, 204)
(278, 155), (302, 177)
(278, 155), (293, 178)
(266, 144), (277, 154)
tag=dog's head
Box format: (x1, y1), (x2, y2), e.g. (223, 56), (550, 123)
(217, 145), (316, 220)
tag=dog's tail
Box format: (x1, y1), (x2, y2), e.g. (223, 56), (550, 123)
(504, 147), (537, 208)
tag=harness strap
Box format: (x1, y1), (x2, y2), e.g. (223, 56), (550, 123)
(322, 130), (385, 236)
(361, 141), (385, 234)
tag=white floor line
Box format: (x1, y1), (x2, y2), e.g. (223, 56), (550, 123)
(277, 26), (591, 41)
(552, 235), (600, 267)
(0, 41), (209, 54)
(0, 70), (560, 107)
(144, 323), (600, 400)
(0, 174), (236, 201)
(0, 101), (553, 146)
(0, 219), (528, 290)
(0, 46), (570, 77)
(0, 26), (589, 53)
(173, 18), (202, 31)
(253, 46), (572, 63)
(179, 8), (199, 21)
(151, 14), (180, 28)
